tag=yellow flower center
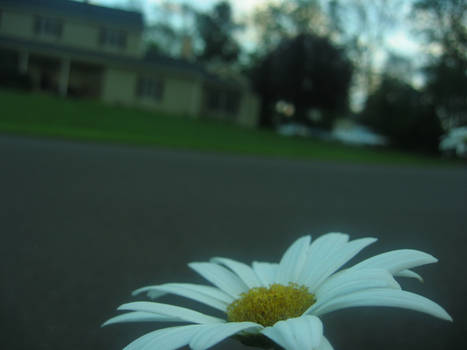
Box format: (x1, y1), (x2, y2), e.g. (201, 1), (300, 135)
(227, 283), (316, 327)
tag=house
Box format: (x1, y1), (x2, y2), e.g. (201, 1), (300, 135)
(0, 0), (259, 127)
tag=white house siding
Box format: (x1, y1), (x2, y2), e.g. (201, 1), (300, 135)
(0, 10), (34, 39)
(237, 92), (260, 128)
(101, 68), (136, 106)
(162, 77), (201, 116)
(0, 6), (142, 58)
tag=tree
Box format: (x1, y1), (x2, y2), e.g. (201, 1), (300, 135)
(143, 2), (197, 58)
(384, 52), (415, 82)
(145, 22), (182, 57)
(361, 76), (442, 153)
(252, 33), (353, 128)
(326, 0), (406, 96)
(412, 0), (467, 129)
(251, 0), (328, 54)
(413, 0), (466, 60)
(195, 1), (241, 64)
(423, 55), (467, 129)
(250, 0), (407, 111)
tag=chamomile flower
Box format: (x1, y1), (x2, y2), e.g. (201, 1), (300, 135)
(103, 233), (452, 350)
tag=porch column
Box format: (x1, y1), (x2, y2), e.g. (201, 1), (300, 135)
(58, 57), (70, 97)
(18, 50), (29, 74)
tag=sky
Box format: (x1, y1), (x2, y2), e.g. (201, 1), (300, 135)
(86, 0), (268, 19)
(85, 0), (423, 59)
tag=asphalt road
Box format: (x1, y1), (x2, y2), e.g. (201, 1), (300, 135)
(1, 135), (466, 350)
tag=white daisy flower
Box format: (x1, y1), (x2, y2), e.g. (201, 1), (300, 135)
(103, 233), (452, 350)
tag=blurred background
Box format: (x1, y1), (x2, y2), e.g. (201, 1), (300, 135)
(0, 0), (466, 158)
(0, 1), (466, 350)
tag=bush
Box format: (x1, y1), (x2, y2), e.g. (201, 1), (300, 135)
(0, 71), (32, 91)
(361, 76), (442, 153)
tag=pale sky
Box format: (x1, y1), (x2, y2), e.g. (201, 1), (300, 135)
(86, 0), (269, 18)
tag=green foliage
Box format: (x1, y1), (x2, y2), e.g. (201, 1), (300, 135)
(361, 77), (443, 153)
(195, 1), (241, 64)
(251, 0), (326, 53)
(412, 0), (467, 129)
(424, 54), (467, 129)
(251, 34), (353, 128)
(0, 51), (32, 90)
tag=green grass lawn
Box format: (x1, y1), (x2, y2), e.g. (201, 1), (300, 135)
(0, 89), (459, 166)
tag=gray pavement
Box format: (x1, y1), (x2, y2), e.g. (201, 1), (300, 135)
(0, 135), (465, 350)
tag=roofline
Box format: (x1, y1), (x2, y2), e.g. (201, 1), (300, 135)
(0, 0), (144, 30)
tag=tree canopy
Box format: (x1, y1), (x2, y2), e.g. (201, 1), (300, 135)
(252, 33), (353, 128)
(195, 1), (241, 64)
(361, 76), (442, 153)
(412, 0), (467, 129)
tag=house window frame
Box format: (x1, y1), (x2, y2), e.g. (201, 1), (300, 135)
(136, 76), (164, 101)
(205, 87), (241, 116)
(99, 28), (127, 49)
(33, 16), (63, 39)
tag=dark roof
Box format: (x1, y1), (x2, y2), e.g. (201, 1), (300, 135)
(143, 51), (207, 76)
(0, 0), (144, 29)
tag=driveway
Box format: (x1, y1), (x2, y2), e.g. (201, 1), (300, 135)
(0, 135), (465, 350)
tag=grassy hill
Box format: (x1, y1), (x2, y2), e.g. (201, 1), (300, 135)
(0, 89), (458, 166)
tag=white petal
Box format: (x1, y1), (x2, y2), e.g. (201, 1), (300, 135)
(307, 269), (400, 314)
(123, 324), (202, 350)
(261, 315), (323, 350)
(350, 249), (437, 274)
(316, 337), (334, 350)
(132, 283), (232, 312)
(211, 257), (262, 288)
(188, 262), (249, 298)
(118, 302), (225, 324)
(395, 269), (424, 282)
(275, 235), (311, 285)
(308, 237), (377, 290)
(310, 288), (453, 321)
(102, 311), (178, 327)
(299, 233), (349, 289)
(252, 262), (278, 287)
(189, 322), (262, 350)
(262, 320), (295, 350)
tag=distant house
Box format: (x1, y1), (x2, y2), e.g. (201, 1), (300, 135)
(0, 0), (259, 127)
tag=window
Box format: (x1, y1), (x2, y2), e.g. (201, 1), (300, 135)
(136, 77), (164, 100)
(207, 89), (222, 111)
(205, 87), (241, 116)
(34, 16), (63, 38)
(99, 28), (127, 49)
(225, 91), (240, 114)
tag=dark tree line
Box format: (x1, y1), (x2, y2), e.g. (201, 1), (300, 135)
(359, 0), (466, 153)
(413, 0), (467, 130)
(251, 34), (352, 128)
(361, 76), (442, 153)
